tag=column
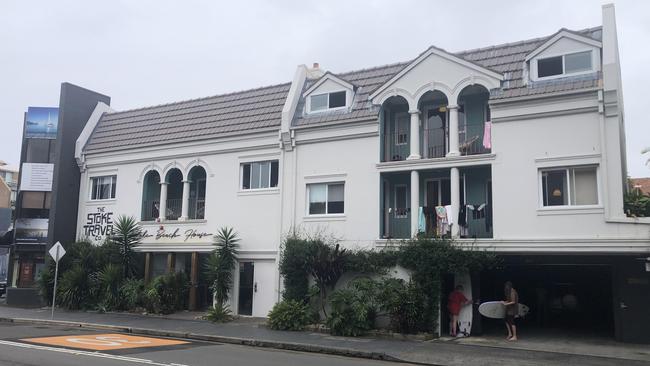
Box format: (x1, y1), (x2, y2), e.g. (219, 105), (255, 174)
(144, 253), (152, 284)
(450, 167), (460, 238)
(188, 252), (199, 311)
(410, 170), (420, 237)
(158, 182), (168, 221)
(447, 105), (460, 157)
(179, 179), (191, 221)
(167, 252), (176, 273)
(407, 109), (421, 160)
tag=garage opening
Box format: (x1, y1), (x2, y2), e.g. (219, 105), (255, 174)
(477, 263), (614, 338)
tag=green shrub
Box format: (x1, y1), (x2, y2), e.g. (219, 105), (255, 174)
(120, 278), (146, 310)
(144, 272), (189, 314)
(204, 227), (239, 308)
(267, 300), (311, 331)
(97, 263), (124, 311)
(377, 278), (427, 334)
(57, 265), (97, 310)
(326, 279), (377, 336)
(279, 236), (312, 302)
(205, 303), (233, 323)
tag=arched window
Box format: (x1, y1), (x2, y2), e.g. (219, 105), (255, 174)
(141, 171), (160, 221)
(165, 168), (183, 220)
(187, 166), (207, 220)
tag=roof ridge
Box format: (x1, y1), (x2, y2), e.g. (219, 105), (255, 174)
(106, 81), (291, 116)
(455, 25), (602, 55)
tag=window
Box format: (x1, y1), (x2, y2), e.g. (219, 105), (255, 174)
(394, 184), (408, 218)
(537, 51), (593, 78)
(564, 51), (592, 73)
(90, 175), (117, 200)
(242, 160), (279, 190)
(310, 91), (347, 112)
(395, 115), (409, 145)
(308, 182), (344, 215)
(537, 56), (563, 77)
(541, 167), (598, 207)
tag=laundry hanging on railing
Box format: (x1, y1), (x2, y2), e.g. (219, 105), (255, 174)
(418, 207), (426, 233)
(483, 121), (492, 149)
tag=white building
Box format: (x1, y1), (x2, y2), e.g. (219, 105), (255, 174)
(73, 5), (649, 342)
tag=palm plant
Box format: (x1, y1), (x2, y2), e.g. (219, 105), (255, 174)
(110, 215), (143, 279)
(97, 263), (124, 310)
(643, 147), (649, 167)
(205, 227), (240, 308)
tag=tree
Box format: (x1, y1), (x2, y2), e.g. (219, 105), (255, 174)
(305, 241), (348, 317)
(205, 227), (240, 308)
(110, 215), (143, 279)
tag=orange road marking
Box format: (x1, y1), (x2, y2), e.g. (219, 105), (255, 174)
(21, 333), (189, 351)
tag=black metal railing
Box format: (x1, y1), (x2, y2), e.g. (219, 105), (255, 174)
(189, 199), (205, 220)
(142, 200), (160, 221)
(422, 128), (447, 158)
(166, 198), (182, 220)
(383, 132), (409, 162)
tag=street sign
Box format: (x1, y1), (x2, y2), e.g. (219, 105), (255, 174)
(48, 241), (65, 319)
(48, 242), (66, 262)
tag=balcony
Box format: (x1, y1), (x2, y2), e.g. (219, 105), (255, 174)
(380, 85), (491, 162)
(380, 166), (493, 239)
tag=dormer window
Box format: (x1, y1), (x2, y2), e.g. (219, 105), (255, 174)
(310, 91), (346, 112)
(537, 50), (593, 78)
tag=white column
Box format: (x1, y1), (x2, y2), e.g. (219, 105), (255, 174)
(450, 167), (460, 238)
(410, 170), (420, 237)
(158, 182), (168, 222)
(447, 105), (460, 157)
(179, 179), (191, 221)
(407, 109), (421, 160)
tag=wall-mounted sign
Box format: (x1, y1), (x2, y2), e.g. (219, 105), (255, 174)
(20, 163), (54, 191)
(82, 207), (114, 242)
(141, 226), (213, 244)
(25, 107), (58, 139)
(15, 218), (49, 244)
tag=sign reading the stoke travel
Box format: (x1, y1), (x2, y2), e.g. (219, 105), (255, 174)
(48, 241), (66, 262)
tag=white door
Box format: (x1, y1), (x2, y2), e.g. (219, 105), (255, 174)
(252, 260), (277, 317)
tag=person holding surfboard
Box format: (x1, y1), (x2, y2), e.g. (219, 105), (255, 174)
(447, 285), (471, 337)
(502, 281), (519, 341)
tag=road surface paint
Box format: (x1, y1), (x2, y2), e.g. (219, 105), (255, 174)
(20, 333), (189, 351)
(0, 339), (188, 366)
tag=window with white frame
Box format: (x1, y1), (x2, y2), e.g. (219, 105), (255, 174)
(541, 166), (598, 207)
(90, 175), (117, 200)
(241, 160), (279, 190)
(310, 91), (346, 112)
(308, 182), (344, 215)
(537, 50), (593, 78)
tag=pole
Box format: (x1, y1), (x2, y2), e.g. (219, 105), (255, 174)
(51, 246), (60, 320)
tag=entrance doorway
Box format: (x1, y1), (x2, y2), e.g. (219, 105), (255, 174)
(238, 262), (254, 316)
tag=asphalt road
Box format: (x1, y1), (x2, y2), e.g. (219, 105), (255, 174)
(0, 323), (408, 366)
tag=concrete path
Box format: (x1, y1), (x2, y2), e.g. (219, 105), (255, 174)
(1, 305), (648, 366)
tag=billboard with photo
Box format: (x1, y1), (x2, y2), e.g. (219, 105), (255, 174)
(14, 218), (49, 244)
(25, 107), (58, 139)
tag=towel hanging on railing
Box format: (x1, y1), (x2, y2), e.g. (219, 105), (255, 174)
(483, 121), (492, 149)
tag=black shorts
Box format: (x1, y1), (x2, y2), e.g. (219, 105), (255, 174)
(505, 314), (516, 325)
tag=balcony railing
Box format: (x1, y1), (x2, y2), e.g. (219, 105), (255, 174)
(165, 198), (182, 220)
(142, 200), (160, 221)
(459, 121), (491, 156)
(189, 199), (205, 220)
(422, 128), (447, 159)
(382, 207), (410, 239)
(383, 132), (409, 162)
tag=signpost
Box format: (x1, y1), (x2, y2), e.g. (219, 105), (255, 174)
(48, 242), (66, 319)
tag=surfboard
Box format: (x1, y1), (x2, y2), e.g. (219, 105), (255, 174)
(454, 272), (473, 337)
(478, 301), (530, 319)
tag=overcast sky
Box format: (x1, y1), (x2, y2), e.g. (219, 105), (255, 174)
(1, 0), (648, 176)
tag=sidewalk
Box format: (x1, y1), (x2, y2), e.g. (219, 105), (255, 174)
(0, 305), (648, 366)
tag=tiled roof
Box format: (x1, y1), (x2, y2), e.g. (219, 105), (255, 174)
(85, 83), (291, 153)
(85, 26), (602, 153)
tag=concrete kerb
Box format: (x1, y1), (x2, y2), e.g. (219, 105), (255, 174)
(0, 317), (418, 365)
